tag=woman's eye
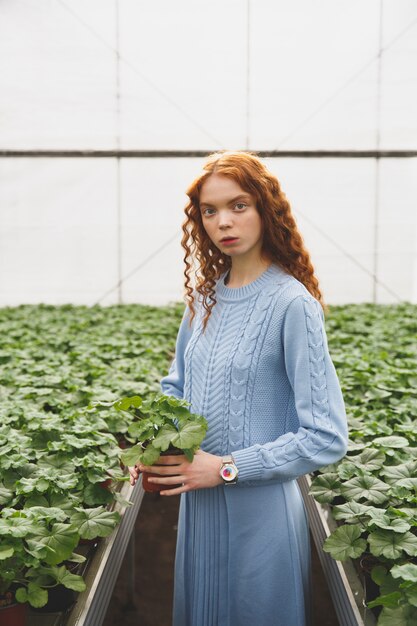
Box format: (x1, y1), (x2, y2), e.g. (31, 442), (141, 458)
(234, 203), (247, 210)
(202, 208), (215, 216)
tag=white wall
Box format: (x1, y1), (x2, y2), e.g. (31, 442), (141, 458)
(0, 0), (416, 305)
(1, 156), (415, 305)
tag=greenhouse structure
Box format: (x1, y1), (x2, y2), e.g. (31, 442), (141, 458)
(0, 1), (416, 625)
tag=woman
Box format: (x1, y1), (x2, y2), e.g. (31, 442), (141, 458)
(129, 151), (348, 626)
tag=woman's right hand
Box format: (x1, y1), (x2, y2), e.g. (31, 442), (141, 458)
(129, 465), (141, 486)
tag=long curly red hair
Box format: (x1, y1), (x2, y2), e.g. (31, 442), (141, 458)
(181, 151), (326, 329)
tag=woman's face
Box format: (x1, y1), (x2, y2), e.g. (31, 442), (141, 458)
(199, 174), (264, 262)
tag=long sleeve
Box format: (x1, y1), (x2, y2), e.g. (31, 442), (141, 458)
(232, 294), (348, 482)
(160, 306), (194, 400)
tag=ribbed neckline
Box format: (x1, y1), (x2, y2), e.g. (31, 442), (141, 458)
(216, 263), (290, 302)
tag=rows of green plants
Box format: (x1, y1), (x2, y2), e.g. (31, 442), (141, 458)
(310, 302), (417, 625)
(0, 303), (184, 609)
(1, 301), (416, 623)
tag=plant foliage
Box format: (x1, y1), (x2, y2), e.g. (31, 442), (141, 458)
(0, 302), (184, 607)
(309, 302), (417, 624)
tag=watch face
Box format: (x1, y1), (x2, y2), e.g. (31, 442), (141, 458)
(221, 464), (237, 482)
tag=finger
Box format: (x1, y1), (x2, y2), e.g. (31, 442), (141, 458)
(160, 483), (189, 496)
(147, 475), (186, 485)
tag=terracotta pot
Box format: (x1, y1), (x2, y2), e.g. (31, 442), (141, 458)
(142, 448), (184, 493)
(99, 478), (112, 490)
(118, 437), (128, 449)
(0, 592), (27, 626)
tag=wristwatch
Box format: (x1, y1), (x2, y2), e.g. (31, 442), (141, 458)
(219, 455), (239, 485)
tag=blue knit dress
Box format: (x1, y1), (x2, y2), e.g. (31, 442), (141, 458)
(160, 263), (348, 626)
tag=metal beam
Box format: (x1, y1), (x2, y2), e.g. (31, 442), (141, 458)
(0, 149), (416, 158)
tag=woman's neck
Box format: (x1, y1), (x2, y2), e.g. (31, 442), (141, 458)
(225, 258), (272, 288)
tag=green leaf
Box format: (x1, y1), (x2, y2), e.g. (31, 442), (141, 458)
(381, 461), (417, 484)
(83, 483), (114, 506)
(377, 604), (417, 626)
(346, 441), (366, 452)
(127, 417), (163, 439)
(322, 525), (367, 560)
(60, 569), (86, 592)
(368, 529), (417, 559)
(29, 523), (80, 565)
(120, 443), (145, 467)
(141, 444), (161, 466)
(67, 552), (86, 564)
(15, 587), (28, 603)
(56, 474), (79, 490)
(365, 388), (392, 400)
(391, 563), (417, 583)
(70, 507), (120, 540)
(390, 485), (414, 500)
(16, 582), (48, 608)
(49, 492), (81, 511)
(332, 501), (373, 522)
(405, 584), (417, 608)
(357, 447), (386, 469)
(0, 517), (44, 538)
(336, 461), (358, 480)
(341, 474), (390, 504)
(0, 483), (14, 505)
(171, 421), (206, 450)
(115, 395), (143, 411)
(396, 478), (417, 490)
(152, 424), (179, 451)
(369, 515), (411, 533)
(373, 436), (410, 448)
(26, 506), (68, 523)
(371, 565), (387, 586)
(367, 591), (402, 608)
(24, 494), (49, 508)
(0, 545), (14, 559)
(309, 473), (342, 504)
(49, 565), (87, 591)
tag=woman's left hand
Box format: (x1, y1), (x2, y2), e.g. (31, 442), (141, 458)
(138, 449), (223, 496)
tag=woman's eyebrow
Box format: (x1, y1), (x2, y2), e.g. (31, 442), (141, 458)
(200, 194), (251, 208)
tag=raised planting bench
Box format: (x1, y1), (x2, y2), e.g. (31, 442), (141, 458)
(298, 474), (377, 626)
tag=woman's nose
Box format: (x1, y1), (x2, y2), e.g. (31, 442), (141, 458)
(218, 210), (233, 228)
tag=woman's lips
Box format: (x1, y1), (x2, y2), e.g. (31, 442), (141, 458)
(220, 237), (239, 246)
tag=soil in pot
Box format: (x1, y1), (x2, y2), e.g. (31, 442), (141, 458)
(0, 592), (27, 626)
(30, 585), (76, 614)
(142, 448), (184, 493)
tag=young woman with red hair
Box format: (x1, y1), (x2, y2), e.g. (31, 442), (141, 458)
(130, 151), (348, 626)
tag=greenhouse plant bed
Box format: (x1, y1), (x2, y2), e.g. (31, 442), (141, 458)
(26, 480), (145, 626)
(298, 474), (376, 626)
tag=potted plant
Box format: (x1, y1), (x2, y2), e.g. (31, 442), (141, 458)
(114, 394), (208, 492)
(0, 584), (28, 626)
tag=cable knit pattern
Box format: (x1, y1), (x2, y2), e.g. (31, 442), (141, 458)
(304, 295), (331, 428)
(160, 263), (348, 626)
